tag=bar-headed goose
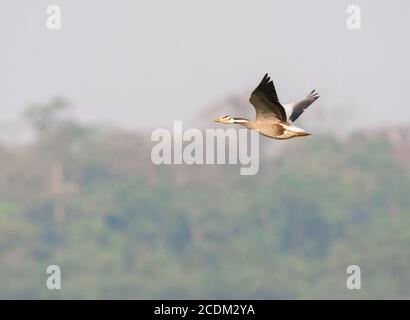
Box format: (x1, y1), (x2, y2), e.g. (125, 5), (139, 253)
(214, 73), (319, 140)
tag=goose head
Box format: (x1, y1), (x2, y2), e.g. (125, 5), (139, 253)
(214, 115), (234, 124)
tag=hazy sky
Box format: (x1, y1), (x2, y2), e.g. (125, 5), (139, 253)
(1, 0), (409, 132)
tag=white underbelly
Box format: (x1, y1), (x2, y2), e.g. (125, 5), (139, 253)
(255, 129), (297, 140)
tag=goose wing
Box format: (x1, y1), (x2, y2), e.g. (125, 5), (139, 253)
(284, 90), (320, 122)
(249, 73), (287, 122)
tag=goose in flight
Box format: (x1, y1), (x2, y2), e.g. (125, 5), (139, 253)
(214, 74), (319, 139)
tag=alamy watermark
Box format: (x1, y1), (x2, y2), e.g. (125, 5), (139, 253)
(46, 264), (62, 290)
(346, 5), (361, 30)
(46, 5), (62, 30)
(151, 121), (260, 175)
(346, 265), (361, 290)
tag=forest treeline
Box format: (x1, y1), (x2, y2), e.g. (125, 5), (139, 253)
(0, 100), (410, 299)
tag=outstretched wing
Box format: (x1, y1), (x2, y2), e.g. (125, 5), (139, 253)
(284, 90), (320, 122)
(249, 73), (287, 122)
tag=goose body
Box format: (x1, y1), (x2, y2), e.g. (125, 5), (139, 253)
(214, 74), (319, 140)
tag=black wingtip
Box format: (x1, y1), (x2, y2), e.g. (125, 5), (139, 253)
(308, 89), (320, 100)
(263, 73), (269, 81)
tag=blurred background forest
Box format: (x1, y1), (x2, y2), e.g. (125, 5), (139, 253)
(1, 98), (410, 299)
(1, 0), (410, 300)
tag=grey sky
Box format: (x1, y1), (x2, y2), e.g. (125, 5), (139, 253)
(0, 0), (409, 132)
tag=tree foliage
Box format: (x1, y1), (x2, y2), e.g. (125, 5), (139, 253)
(0, 103), (410, 298)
